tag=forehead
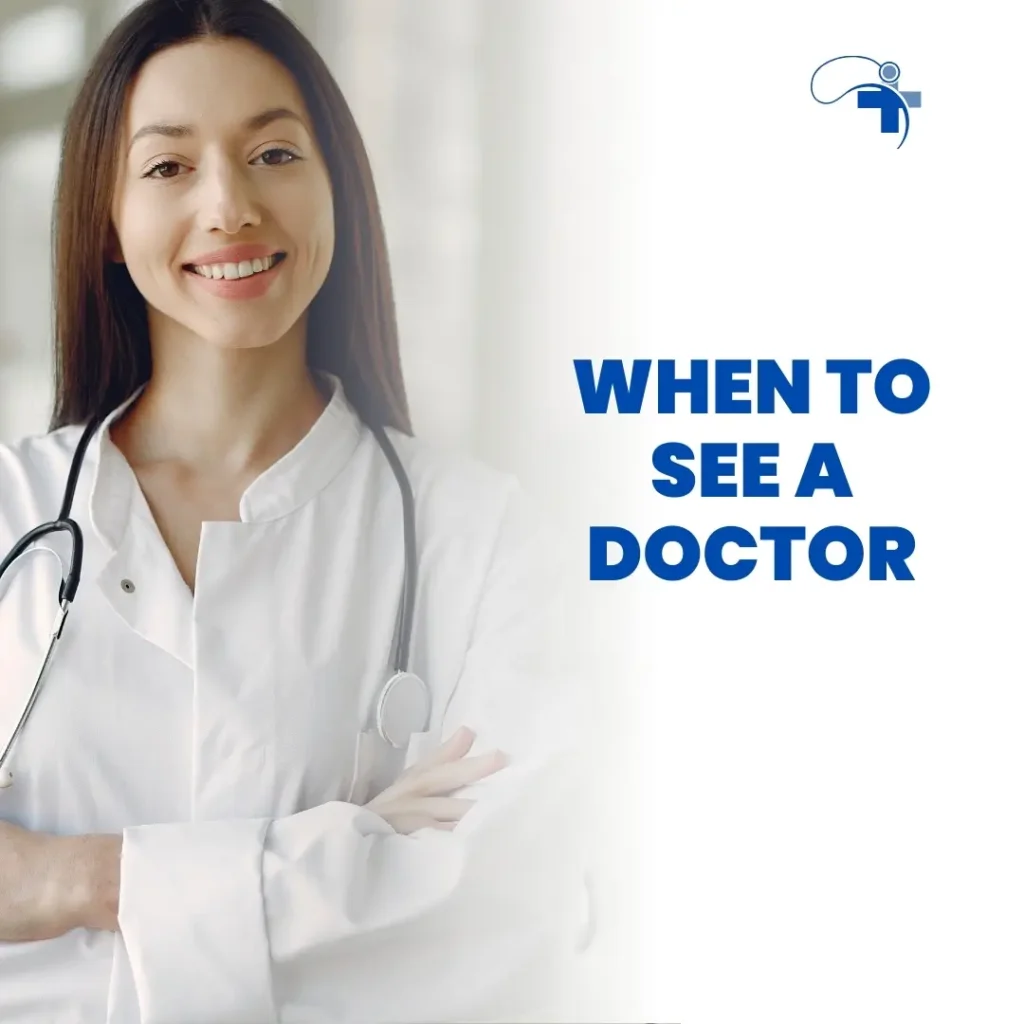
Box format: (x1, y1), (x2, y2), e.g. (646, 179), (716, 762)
(123, 37), (308, 133)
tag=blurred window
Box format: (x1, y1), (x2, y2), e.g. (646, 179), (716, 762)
(0, 6), (85, 91)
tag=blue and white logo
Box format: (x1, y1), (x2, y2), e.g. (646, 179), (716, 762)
(810, 56), (921, 148)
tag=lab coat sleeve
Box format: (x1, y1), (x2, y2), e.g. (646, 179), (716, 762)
(112, 482), (590, 1024)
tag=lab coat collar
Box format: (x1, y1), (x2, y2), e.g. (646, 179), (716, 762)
(87, 371), (363, 553)
(238, 373), (362, 523)
(88, 384), (146, 554)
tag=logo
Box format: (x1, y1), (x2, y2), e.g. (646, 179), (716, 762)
(810, 56), (921, 148)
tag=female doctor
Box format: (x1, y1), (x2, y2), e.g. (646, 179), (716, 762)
(0, 0), (586, 1020)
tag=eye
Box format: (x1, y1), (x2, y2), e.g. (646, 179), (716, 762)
(254, 147), (301, 166)
(143, 159), (186, 180)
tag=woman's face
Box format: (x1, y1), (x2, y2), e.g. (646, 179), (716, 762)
(111, 36), (335, 352)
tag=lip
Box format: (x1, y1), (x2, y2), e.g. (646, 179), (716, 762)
(183, 243), (282, 267)
(183, 253), (286, 301)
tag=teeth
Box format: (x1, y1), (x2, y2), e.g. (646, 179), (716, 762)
(191, 255), (278, 279)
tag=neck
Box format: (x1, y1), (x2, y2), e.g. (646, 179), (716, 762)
(112, 318), (330, 478)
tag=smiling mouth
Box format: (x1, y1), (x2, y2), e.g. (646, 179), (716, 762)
(183, 252), (287, 279)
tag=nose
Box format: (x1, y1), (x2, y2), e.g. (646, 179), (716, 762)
(197, 155), (261, 234)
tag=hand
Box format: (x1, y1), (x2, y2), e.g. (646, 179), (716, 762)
(0, 821), (121, 941)
(366, 726), (507, 835)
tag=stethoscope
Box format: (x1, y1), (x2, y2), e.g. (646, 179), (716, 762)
(0, 412), (430, 790)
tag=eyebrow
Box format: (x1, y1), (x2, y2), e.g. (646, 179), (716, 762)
(128, 107), (307, 150)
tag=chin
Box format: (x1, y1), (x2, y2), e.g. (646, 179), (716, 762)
(189, 311), (298, 352)
(203, 330), (285, 352)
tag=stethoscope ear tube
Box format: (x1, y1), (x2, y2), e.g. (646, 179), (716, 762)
(0, 415), (105, 788)
(0, 520), (83, 603)
(0, 598), (71, 786)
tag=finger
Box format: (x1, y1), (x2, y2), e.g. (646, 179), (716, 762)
(410, 817), (459, 832)
(412, 726), (476, 771)
(408, 797), (475, 821)
(391, 727), (478, 789)
(390, 814), (459, 835)
(411, 750), (507, 796)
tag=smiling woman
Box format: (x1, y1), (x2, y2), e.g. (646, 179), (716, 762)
(0, 1), (587, 1022)
(53, 8), (404, 436)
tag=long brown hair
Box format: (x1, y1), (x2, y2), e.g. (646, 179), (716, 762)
(50, 0), (411, 434)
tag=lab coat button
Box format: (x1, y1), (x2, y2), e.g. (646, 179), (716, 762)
(120, 578), (136, 593)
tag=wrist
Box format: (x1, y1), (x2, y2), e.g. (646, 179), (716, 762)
(57, 833), (122, 932)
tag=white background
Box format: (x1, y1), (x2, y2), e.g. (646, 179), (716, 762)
(558, 1), (1024, 1021)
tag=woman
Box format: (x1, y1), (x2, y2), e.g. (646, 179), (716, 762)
(0, 1), (586, 1020)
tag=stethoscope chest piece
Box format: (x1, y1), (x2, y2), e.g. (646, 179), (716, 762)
(376, 671), (431, 748)
(0, 769), (13, 789)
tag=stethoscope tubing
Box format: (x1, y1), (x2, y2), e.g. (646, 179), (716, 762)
(0, 409), (423, 785)
(369, 421), (417, 674)
(0, 600), (69, 774)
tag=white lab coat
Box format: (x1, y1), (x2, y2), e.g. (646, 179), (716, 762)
(0, 373), (589, 1024)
